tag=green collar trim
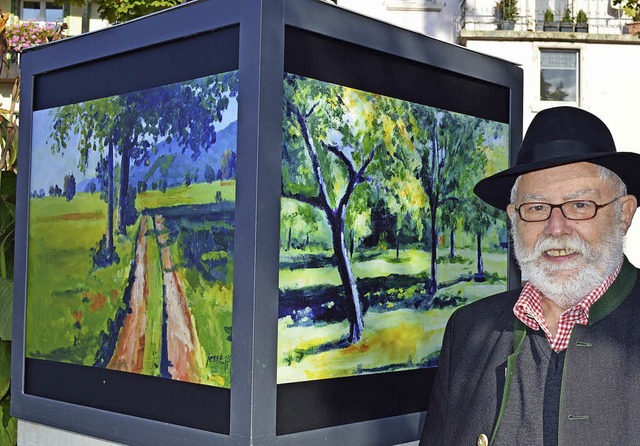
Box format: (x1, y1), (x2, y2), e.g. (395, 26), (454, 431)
(589, 258), (637, 325)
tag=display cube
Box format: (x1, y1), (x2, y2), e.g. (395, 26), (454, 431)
(12, 0), (523, 444)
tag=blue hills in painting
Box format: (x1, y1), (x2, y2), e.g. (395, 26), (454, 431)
(79, 120), (237, 192)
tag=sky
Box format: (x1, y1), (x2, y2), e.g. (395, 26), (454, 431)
(30, 86), (238, 193)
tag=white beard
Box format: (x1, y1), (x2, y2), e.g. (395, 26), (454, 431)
(511, 220), (625, 309)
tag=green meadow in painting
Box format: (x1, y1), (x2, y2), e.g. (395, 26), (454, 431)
(278, 73), (509, 383)
(26, 71), (238, 388)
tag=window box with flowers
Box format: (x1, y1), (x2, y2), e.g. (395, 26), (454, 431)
(2, 17), (67, 78)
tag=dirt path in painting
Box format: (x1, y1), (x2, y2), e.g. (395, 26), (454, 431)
(105, 214), (201, 381)
(153, 214), (202, 383)
(107, 217), (149, 373)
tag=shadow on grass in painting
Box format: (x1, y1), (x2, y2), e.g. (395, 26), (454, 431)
(282, 336), (353, 366)
(92, 223), (142, 368)
(280, 270), (505, 327)
(283, 334), (442, 372)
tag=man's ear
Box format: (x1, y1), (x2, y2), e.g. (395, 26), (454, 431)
(619, 195), (638, 233)
(507, 203), (516, 221)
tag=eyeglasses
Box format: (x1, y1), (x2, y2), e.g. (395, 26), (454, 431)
(515, 196), (624, 222)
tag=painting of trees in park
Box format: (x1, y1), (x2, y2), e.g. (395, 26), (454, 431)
(25, 71), (238, 389)
(278, 73), (509, 384)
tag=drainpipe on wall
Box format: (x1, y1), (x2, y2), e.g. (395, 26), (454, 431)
(81, 1), (91, 34)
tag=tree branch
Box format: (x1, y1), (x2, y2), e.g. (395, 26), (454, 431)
(355, 145), (377, 184)
(323, 142), (357, 179)
(287, 100), (332, 214)
(281, 181), (326, 209)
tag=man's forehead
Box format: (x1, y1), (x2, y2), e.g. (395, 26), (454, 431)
(516, 162), (608, 200)
(519, 188), (602, 202)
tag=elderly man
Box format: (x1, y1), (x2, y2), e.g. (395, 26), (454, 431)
(420, 106), (640, 446)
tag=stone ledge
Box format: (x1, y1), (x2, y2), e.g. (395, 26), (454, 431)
(459, 29), (640, 45)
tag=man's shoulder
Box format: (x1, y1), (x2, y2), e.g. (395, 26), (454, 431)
(442, 287), (522, 354)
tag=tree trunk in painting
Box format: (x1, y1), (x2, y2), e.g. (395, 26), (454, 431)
(350, 229), (355, 259)
(330, 212), (364, 344)
(396, 229), (400, 259)
(422, 119), (442, 302)
(287, 226), (292, 251)
(428, 209), (438, 298)
(449, 229), (455, 259)
(118, 140), (131, 234)
(475, 231), (485, 281)
(106, 140), (115, 258)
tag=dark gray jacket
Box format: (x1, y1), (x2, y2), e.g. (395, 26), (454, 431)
(420, 258), (640, 446)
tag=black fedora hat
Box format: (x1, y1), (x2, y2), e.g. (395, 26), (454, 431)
(474, 106), (640, 209)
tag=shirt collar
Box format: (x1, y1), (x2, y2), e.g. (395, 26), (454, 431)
(513, 262), (622, 332)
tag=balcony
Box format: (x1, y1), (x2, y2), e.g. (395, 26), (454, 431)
(460, 1), (640, 36)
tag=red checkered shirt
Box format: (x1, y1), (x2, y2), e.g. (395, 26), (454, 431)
(513, 264), (621, 352)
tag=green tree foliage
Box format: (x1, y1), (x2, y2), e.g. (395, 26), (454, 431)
(219, 149), (237, 180)
(63, 0), (182, 24)
(204, 164), (216, 183)
(281, 199), (321, 251)
(460, 122), (508, 279)
(63, 173), (77, 201)
(397, 107), (488, 298)
(51, 97), (121, 264)
(378, 102), (426, 259)
(345, 186), (373, 258)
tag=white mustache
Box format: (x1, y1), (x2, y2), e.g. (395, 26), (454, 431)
(517, 234), (596, 264)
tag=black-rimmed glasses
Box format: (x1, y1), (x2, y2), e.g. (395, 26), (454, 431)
(515, 196), (624, 222)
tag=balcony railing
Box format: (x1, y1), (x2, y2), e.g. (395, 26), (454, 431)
(462, 11), (633, 35)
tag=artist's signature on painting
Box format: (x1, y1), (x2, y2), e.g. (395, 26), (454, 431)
(208, 354), (231, 367)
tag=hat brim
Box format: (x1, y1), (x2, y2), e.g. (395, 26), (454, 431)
(474, 152), (640, 210)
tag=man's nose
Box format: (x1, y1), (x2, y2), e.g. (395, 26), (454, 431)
(545, 207), (572, 236)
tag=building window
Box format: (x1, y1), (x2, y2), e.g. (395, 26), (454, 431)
(21, 1), (63, 23)
(540, 49), (578, 103)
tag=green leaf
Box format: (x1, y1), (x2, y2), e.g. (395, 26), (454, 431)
(0, 170), (16, 229)
(0, 171), (16, 280)
(0, 390), (17, 446)
(0, 340), (9, 401)
(0, 278), (12, 341)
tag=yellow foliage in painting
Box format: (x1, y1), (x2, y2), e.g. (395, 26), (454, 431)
(395, 118), (414, 151)
(406, 179), (427, 208)
(382, 114), (395, 153)
(345, 88), (377, 128)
